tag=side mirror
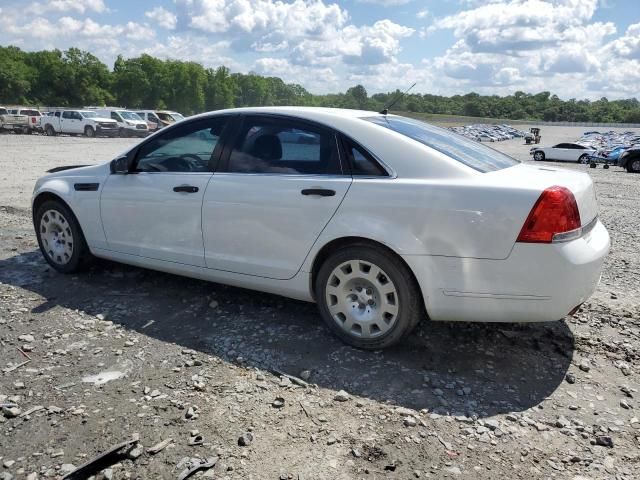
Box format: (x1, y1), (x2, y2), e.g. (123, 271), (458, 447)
(110, 153), (134, 174)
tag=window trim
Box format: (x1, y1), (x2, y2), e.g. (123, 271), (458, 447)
(217, 113), (347, 176)
(124, 115), (236, 175)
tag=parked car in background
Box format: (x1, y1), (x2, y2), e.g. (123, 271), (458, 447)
(618, 147), (640, 173)
(41, 110), (118, 137)
(156, 110), (185, 127)
(31, 107), (609, 349)
(0, 106), (29, 133)
(90, 108), (149, 137)
(530, 143), (596, 162)
(15, 108), (43, 134)
(134, 110), (164, 132)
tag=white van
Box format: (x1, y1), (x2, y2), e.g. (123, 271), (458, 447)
(91, 108), (149, 137)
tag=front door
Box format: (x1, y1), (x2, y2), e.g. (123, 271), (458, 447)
(100, 117), (230, 266)
(202, 115), (352, 280)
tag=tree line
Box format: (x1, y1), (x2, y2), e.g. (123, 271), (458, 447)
(1, 46), (639, 123)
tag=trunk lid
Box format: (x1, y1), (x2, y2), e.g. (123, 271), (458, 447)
(488, 163), (599, 226)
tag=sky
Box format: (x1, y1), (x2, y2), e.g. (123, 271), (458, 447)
(0, 0), (639, 99)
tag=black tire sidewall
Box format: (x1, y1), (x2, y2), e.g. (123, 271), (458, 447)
(85, 126), (95, 137)
(35, 200), (90, 273)
(315, 245), (422, 349)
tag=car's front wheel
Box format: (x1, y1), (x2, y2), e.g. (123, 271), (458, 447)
(578, 154), (589, 164)
(628, 158), (640, 173)
(35, 200), (92, 273)
(533, 151), (545, 161)
(84, 126), (95, 138)
(315, 244), (423, 349)
(45, 125), (56, 136)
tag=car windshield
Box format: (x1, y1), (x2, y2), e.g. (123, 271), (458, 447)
(80, 111), (98, 118)
(171, 113), (185, 121)
(365, 116), (519, 172)
(120, 111), (142, 121)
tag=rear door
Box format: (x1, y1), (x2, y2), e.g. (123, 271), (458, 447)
(202, 114), (352, 279)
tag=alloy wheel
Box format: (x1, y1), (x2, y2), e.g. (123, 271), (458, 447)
(40, 209), (74, 265)
(325, 259), (399, 339)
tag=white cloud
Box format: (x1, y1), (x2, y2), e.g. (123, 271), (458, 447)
(356, 0), (413, 5)
(27, 0), (107, 14)
(145, 7), (178, 30)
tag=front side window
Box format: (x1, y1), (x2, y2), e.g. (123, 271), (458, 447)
(111, 112), (122, 122)
(134, 118), (228, 173)
(227, 117), (341, 175)
(365, 116), (519, 173)
(120, 111), (141, 121)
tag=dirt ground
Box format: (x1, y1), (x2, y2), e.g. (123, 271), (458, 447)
(0, 126), (638, 480)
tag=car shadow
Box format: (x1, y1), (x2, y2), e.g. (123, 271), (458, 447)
(0, 250), (574, 418)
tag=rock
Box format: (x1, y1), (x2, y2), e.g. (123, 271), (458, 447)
(59, 464), (76, 475)
(565, 373), (576, 384)
(238, 432), (254, 446)
(3, 460), (15, 468)
(299, 370), (311, 381)
(555, 416), (570, 428)
(272, 397), (285, 408)
(102, 468), (114, 480)
(404, 416), (417, 427)
(578, 360), (591, 372)
(326, 436), (338, 445)
(484, 419), (500, 430)
(18, 334), (34, 343)
(334, 390), (350, 402)
(2, 406), (21, 418)
(127, 445), (144, 459)
(209, 300), (219, 309)
(445, 466), (461, 476)
(595, 436), (614, 448)
(0, 473), (14, 480)
(26, 474), (37, 480)
(620, 399), (632, 410)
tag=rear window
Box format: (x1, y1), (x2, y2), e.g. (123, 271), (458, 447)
(365, 116), (519, 173)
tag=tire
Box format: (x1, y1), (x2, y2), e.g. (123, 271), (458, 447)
(533, 151), (545, 161)
(578, 154), (589, 164)
(34, 200), (92, 273)
(627, 158), (640, 173)
(45, 125), (56, 136)
(84, 126), (95, 138)
(315, 244), (423, 349)
(590, 162), (597, 168)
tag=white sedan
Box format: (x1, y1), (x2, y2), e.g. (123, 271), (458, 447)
(32, 107), (610, 349)
(530, 142), (597, 162)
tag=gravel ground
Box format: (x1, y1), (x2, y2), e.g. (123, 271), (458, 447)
(0, 127), (639, 480)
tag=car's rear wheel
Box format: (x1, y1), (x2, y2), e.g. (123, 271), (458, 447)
(84, 126), (95, 138)
(315, 244), (423, 349)
(628, 158), (640, 173)
(533, 151), (545, 161)
(35, 200), (92, 273)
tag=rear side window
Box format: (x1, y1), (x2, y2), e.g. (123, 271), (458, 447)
(365, 116), (519, 173)
(344, 139), (388, 176)
(226, 117), (341, 175)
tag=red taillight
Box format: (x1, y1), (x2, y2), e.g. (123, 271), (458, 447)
(517, 186), (581, 243)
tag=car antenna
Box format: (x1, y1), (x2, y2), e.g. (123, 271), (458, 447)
(379, 83), (416, 115)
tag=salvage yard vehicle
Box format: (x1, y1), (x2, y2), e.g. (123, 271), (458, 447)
(0, 106), (29, 133)
(90, 108), (149, 137)
(134, 110), (164, 131)
(41, 110), (118, 137)
(618, 146), (640, 173)
(530, 143), (597, 162)
(156, 110), (185, 127)
(31, 107), (610, 349)
(15, 108), (43, 134)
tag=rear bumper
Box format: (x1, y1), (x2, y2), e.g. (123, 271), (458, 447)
(403, 220), (610, 323)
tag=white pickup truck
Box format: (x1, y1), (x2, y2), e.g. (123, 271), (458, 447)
(0, 106), (29, 133)
(41, 109), (118, 137)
